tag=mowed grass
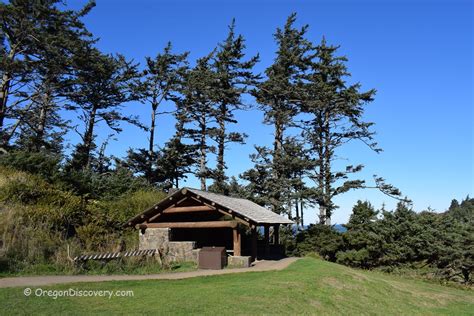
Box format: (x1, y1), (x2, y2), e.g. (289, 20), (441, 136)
(0, 258), (472, 315)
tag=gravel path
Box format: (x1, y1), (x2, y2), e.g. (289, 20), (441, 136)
(0, 257), (299, 288)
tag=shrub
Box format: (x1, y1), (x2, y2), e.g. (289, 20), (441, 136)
(295, 224), (343, 261)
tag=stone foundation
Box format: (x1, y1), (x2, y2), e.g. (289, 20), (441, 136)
(227, 256), (251, 268)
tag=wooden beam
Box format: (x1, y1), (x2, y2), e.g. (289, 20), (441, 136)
(147, 197), (191, 222)
(163, 205), (215, 214)
(148, 212), (162, 223)
(139, 221), (238, 229)
(233, 227), (241, 256)
(214, 207), (250, 227)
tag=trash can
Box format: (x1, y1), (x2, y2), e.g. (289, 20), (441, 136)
(198, 247), (227, 269)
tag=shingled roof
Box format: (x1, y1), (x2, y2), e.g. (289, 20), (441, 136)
(186, 188), (293, 224)
(126, 187), (293, 227)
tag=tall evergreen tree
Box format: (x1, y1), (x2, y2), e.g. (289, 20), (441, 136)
(137, 42), (188, 182)
(179, 54), (217, 190)
(67, 48), (141, 170)
(248, 13), (313, 212)
(209, 20), (259, 193)
(301, 38), (404, 224)
(0, 0), (95, 149)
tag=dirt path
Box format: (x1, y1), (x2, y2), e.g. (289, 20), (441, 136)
(0, 257), (299, 288)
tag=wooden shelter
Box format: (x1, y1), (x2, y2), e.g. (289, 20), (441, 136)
(126, 188), (293, 261)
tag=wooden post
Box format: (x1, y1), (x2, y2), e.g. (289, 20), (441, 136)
(274, 224), (280, 245)
(251, 227), (258, 261)
(264, 225), (270, 257)
(233, 226), (241, 256)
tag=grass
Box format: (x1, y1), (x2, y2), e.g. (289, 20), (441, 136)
(0, 260), (197, 278)
(0, 258), (472, 315)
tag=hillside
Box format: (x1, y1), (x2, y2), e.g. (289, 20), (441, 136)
(0, 258), (472, 315)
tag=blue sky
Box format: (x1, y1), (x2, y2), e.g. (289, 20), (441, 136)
(67, 0), (473, 224)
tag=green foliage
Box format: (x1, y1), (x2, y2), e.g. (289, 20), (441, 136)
(0, 150), (62, 181)
(0, 166), (166, 274)
(295, 224), (343, 261)
(292, 199), (474, 284)
(336, 201), (383, 268)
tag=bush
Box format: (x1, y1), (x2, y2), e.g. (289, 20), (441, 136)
(294, 224), (343, 261)
(0, 151), (61, 181)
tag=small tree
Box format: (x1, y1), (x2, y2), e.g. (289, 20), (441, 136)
(336, 201), (382, 268)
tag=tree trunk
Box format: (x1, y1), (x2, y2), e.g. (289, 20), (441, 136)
(323, 110), (332, 225)
(274, 118), (283, 159)
(319, 205), (327, 225)
(1, 47), (18, 146)
(287, 198), (292, 220)
(147, 102), (158, 182)
(35, 89), (51, 151)
(0, 72), (11, 145)
(216, 103), (227, 190)
(149, 105), (156, 157)
(316, 113), (326, 225)
(199, 113), (207, 191)
(272, 115), (284, 212)
(36, 105), (47, 151)
(83, 106), (97, 169)
(300, 199), (304, 227)
(295, 197), (300, 228)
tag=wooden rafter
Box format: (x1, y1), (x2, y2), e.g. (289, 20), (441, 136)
(163, 205), (215, 214)
(138, 221), (238, 229)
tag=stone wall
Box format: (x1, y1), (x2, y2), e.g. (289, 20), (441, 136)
(139, 228), (170, 250)
(138, 228), (198, 263)
(168, 242), (199, 263)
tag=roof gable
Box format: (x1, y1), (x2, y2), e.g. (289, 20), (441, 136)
(126, 188), (293, 227)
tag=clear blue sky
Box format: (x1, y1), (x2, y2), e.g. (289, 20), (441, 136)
(68, 0), (473, 224)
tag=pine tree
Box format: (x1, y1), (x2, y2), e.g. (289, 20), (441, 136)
(157, 97), (197, 188)
(67, 48), (141, 170)
(279, 136), (315, 225)
(301, 38), (405, 224)
(247, 13), (313, 212)
(0, 0), (94, 148)
(138, 42), (188, 182)
(241, 146), (275, 207)
(179, 54), (217, 190)
(209, 20), (259, 193)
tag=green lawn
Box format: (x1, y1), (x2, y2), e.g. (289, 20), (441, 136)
(0, 258), (472, 315)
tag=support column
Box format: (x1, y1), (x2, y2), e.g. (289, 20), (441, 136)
(251, 227), (258, 261)
(274, 224), (280, 245)
(264, 225), (270, 257)
(233, 226), (241, 256)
